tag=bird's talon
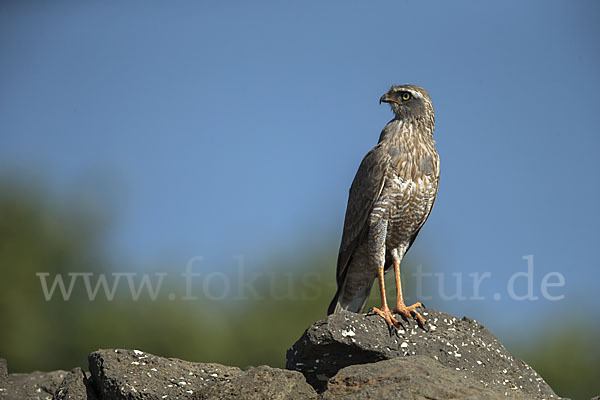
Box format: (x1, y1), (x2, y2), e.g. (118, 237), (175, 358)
(370, 306), (401, 332)
(393, 302), (427, 330)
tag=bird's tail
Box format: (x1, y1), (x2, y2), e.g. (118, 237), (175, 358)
(327, 280), (374, 315)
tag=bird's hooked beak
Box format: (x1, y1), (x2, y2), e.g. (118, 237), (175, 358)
(379, 92), (401, 106)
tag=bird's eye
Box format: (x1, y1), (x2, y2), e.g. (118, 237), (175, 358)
(402, 93), (411, 101)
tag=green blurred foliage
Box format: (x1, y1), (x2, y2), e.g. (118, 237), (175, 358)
(510, 325), (600, 400)
(0, 176), (598, 399)
(0, 175), (342, 372)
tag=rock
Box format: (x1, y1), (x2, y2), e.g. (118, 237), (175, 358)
(0, 358), (7, 390)
(3, 369), (69, 400)
(88, 349), (240, 399)
(323, 355), (532, 399)
(201, 365), (317, 400)
(286, 309), (559, 399)
(54, 368), (99, 400)
(88, 349), (316, 400)
(2, 307), (563, 400)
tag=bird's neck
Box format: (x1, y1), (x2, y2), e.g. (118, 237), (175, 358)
(378, 118), (435, 146)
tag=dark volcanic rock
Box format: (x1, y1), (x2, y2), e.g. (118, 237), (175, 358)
(89, 349), (241, 399)
(199, 365), (317, 400)
(323, 355), (533, 400)
(286, 309), (559, 399)
(3, 369), (69, 400)
(54, 368), (98, 400)
(0, 358), (7, 391)
(88, 349), (316, 400)
(3, 308), (563, 399)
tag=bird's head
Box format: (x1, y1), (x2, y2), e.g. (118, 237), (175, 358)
(380, 85), (433, 121)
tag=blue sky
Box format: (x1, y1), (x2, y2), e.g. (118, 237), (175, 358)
(1, 1), (599, 336)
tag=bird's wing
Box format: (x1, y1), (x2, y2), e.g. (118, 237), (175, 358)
(336, 144), (389, 285)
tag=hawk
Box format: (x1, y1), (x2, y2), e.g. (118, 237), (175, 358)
(327, 85), (439, 330)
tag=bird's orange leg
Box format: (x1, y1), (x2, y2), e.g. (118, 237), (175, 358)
(369, 267), (401, 331)
(392, 259), (426, 327)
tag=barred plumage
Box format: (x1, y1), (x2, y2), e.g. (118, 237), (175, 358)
(328, 84), (439, 330)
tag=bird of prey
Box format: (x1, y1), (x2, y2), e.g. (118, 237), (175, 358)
(327, 84), (439, 330)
